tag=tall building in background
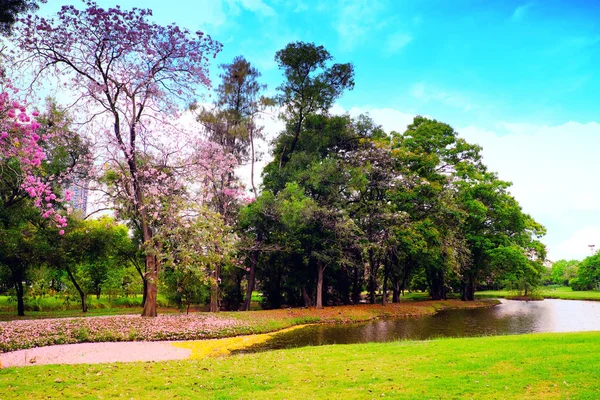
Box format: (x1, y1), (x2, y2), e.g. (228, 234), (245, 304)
(66, 179), (89, 215)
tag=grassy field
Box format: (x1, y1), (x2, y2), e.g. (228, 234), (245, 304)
(477, 286), (600, 301)
(0, 294), (185, 321)
(1, 331), (599, 399)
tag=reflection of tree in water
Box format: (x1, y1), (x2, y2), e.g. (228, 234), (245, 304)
(233, 300), (600, 355)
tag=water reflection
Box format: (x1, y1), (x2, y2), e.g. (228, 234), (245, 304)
(236, 299), (600, 354)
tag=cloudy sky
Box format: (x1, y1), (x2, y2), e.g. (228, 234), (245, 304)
(37, 0), (600, 261)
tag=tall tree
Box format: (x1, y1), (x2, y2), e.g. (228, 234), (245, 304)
(197, 56), (269, 197)
(273, 42), (354, 169)
(17, 1), (221, 316)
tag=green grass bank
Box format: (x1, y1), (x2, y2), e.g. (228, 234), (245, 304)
(2, 331), (599, 399)
(477, 286), (600, 301)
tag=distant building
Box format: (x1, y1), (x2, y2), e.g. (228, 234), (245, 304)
(66, 179), (89, 215)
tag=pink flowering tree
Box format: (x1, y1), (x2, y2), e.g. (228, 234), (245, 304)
(0, 90), (69, 228)
(15, 1), (221, 316)
(0, 90), (89, 316)
(102, 138), (244, 312)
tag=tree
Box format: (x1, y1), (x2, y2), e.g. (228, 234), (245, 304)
(0, 0), (44, 36)
(0, 94), (87, 315)
(575, 254), (600, 291)
(17, 1), (221, 316)
(273, 42), (354, 169)
(159, 204), (236, 312)
(458, 171), (546, 300)
(196, 56), (269, 197)
(551, 259), (579, 286)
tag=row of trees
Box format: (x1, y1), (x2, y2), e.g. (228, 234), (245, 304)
(1, 1), (547, 316)
(550, 257), (600, 291)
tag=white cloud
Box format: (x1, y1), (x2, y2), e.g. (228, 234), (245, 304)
(384, 33), (413, 55)
(512, 3), (534, 21)
(411, 83), (476, 112)
(236, 0), (276, 16)
(557, 226), (600, 260)
(459, 121), (600, 216)
(187, 0), (276, 29)
(334, 0), (385, 50)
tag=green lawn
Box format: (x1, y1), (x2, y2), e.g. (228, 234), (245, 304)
(0, 295), (177, 321)
(2, 331), (600, 399)
(477, 286), (600, 301)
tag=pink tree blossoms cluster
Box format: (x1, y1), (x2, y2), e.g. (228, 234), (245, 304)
(0, 88), (69, 230)
(16, 0), (222, 316)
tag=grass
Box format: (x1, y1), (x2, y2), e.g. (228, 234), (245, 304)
(1, 331), (600, 399)
(0, 295), (175, 321)
(477, 286), (600, 301)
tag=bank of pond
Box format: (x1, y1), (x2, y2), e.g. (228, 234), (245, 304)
(213, 298), (600, 355)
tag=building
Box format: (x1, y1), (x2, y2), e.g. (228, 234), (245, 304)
(66, 179), (89, 215)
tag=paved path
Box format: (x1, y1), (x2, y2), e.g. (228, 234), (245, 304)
(1, 341), (191, 368)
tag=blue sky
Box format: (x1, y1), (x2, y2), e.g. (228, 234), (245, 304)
(36, 0), (600, 261)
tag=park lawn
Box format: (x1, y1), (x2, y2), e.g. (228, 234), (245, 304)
(0, 294), (182, 321)
(1, 331), (600, 399)
(477, 286), (600, 301)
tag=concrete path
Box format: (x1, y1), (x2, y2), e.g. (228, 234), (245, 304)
(1, 341), (191, 368)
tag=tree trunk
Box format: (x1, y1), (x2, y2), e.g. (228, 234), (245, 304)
(316, 261), (325, 308)
(302, 286), (313, 307)
(65, 266), (87, 313)
(250, 128), (258, 198)
(143, 271), (158, 316)
(96, 286), (101, 300)
(210, 264), (221, 313)
(242, 240), (260, 311)
(141, 278), (147, 307)
(14, 279), (25, 317)
(351, 264), (362, 304)
(242, 250), (257, 311)
(368, 249), (377, 304)
(392, 280), (400, 303)
(462, 278), (476, 301)
(382, 258), (389, 306)
(142, 254), (159, 317)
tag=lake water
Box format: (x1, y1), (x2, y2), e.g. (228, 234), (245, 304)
(236, 299), (600, 353)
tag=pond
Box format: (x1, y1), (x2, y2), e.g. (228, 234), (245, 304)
(235, 299), (600, 353)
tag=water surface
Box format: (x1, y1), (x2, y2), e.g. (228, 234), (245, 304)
(237, 299), (600, 353)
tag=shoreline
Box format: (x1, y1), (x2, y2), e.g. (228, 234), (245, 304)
(0, 299), (499, 354)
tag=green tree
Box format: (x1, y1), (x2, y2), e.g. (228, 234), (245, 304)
(551, 259), (579, 286)
(42, 217), (130, 312)
(575, 254), (600, 291)
(272, 42), (354, 169)
(196, 55), (270, 196)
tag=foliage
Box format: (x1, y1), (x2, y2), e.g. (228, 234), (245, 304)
(0, 0), (44, 35)
(551, 259), (579, 286)
(575, 253), (600, 291)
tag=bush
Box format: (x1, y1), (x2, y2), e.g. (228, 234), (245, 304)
(570, 278), (592, 291)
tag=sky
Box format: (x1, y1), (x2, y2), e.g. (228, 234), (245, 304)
(36, 0), (600, 261)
